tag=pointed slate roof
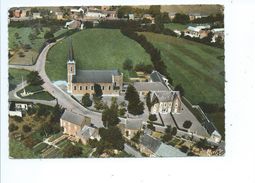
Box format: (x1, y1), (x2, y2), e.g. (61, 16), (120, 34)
(152, 91), (180, 103)
(68, 38), (74, 62)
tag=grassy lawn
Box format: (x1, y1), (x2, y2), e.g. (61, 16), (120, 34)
(9, 138), (38, 158)
(9, 68), (30, 86)
(46, 28), (151, 81)
(17, 91), (55, 101)
(139, 32), (224, 106)
(164, 23), (187, 30)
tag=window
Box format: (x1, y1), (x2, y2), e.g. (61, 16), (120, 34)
(85, 86), (88, 90)
(91, 86), (94, 90)
(102, 86), (104, 90)
(109, 85), (111, 90)
(70, 66), (72, 72)
(74, 86), (76, 90)
(80, 86), (82, 90)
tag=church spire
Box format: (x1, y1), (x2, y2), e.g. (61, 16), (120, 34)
(68, 37), (74, 62)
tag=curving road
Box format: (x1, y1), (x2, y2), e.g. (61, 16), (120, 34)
(9, 39), (145, 128)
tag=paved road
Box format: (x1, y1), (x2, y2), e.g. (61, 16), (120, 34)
(9, 39), (146, 128)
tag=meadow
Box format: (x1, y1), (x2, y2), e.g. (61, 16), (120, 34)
(139, 32), (224, 106)
(46, 28), (151, 81)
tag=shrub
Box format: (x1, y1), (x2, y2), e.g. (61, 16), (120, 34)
(14, 116), (23, 123)
(147, 122), (155, 131)
(149, 114), (157, 121)
(183, 120), (192, 129)
(9, 123), (19, 132)
(22, 125), (32, 133)
(82, 93), (92, 107)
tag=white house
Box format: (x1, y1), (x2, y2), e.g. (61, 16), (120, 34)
(151, 91), (181, 114)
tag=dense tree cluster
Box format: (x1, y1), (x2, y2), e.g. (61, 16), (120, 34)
(96, 127), (125, 155)
(27, 71), (44, 86)
(125, 85), (144, 115)
(102, 98), (120, 128)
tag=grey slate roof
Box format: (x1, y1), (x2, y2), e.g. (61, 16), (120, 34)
(150, 70), (167, 85)
(72, 69), (120, 83)
(155, 143), (187, 157)
(133, 82), (169, 92)
(68, 38), (74, 61)
(78, 126), (98, 140)
(204, 121), (217, 135)
(152, 91), (180, 102)
(61, 110), (85, 126)
(140, 134), (161, 153)
(125, 119), (143, 130)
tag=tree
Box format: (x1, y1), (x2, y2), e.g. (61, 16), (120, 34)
(162, 125), (173, 142)
(93, 97), (106, 110)
(174, 84), (185, 96)
(149, 114), (157, 121)
(94, 83), (103, 98)
(82, 93), (92, 107)
(63, 143), (83, 158)
(9, 123), (19, 132)
(146, 92), (152, 112)
(148, 5), (161, 17)
(22, 125), (32, 133)
(44, 31), (54, 39)
(27, 71), (44, 86)
(123, 58), (133, 71)
(102, 98), (119, 128)
(173, 13), (190, 24)
(98, 127), (125, 151)
(183, 120), (192, 129)
(125, 85), (144, 115)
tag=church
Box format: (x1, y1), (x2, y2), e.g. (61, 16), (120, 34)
(66, 38), (123, 95)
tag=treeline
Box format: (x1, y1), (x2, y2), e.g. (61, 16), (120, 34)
(120, 27), (173, 84)
(9, 19), (67, 28)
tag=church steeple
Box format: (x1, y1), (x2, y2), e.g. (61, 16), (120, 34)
(68, 37), (75, 62)
(67, 37), (76, 93)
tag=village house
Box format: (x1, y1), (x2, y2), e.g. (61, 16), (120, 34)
(168, 12), (176, 21)
(120, 119), (144, 139)
(150, 91), (182, 114)
(55, 11), (63, 20)
(133, 81), (169, 96)
(32, 12), (42, 19)
(211, 28), (224, 42)
(77, 125), (100, 144)
(188, 13), (208, 21)
(65, 20), (83, 29)
(66, 38), (123, 95)
(184, 25), (210, 39)
(60, 110), (91, 140)
(142, 14), (155, 24)
(139, 134), (186, 157)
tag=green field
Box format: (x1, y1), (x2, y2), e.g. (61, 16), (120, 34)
(164, 23), (187, 31)
(46, 28), (151, 81)
(139, 32), (224, 106)
(9, 138), (38, 158)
